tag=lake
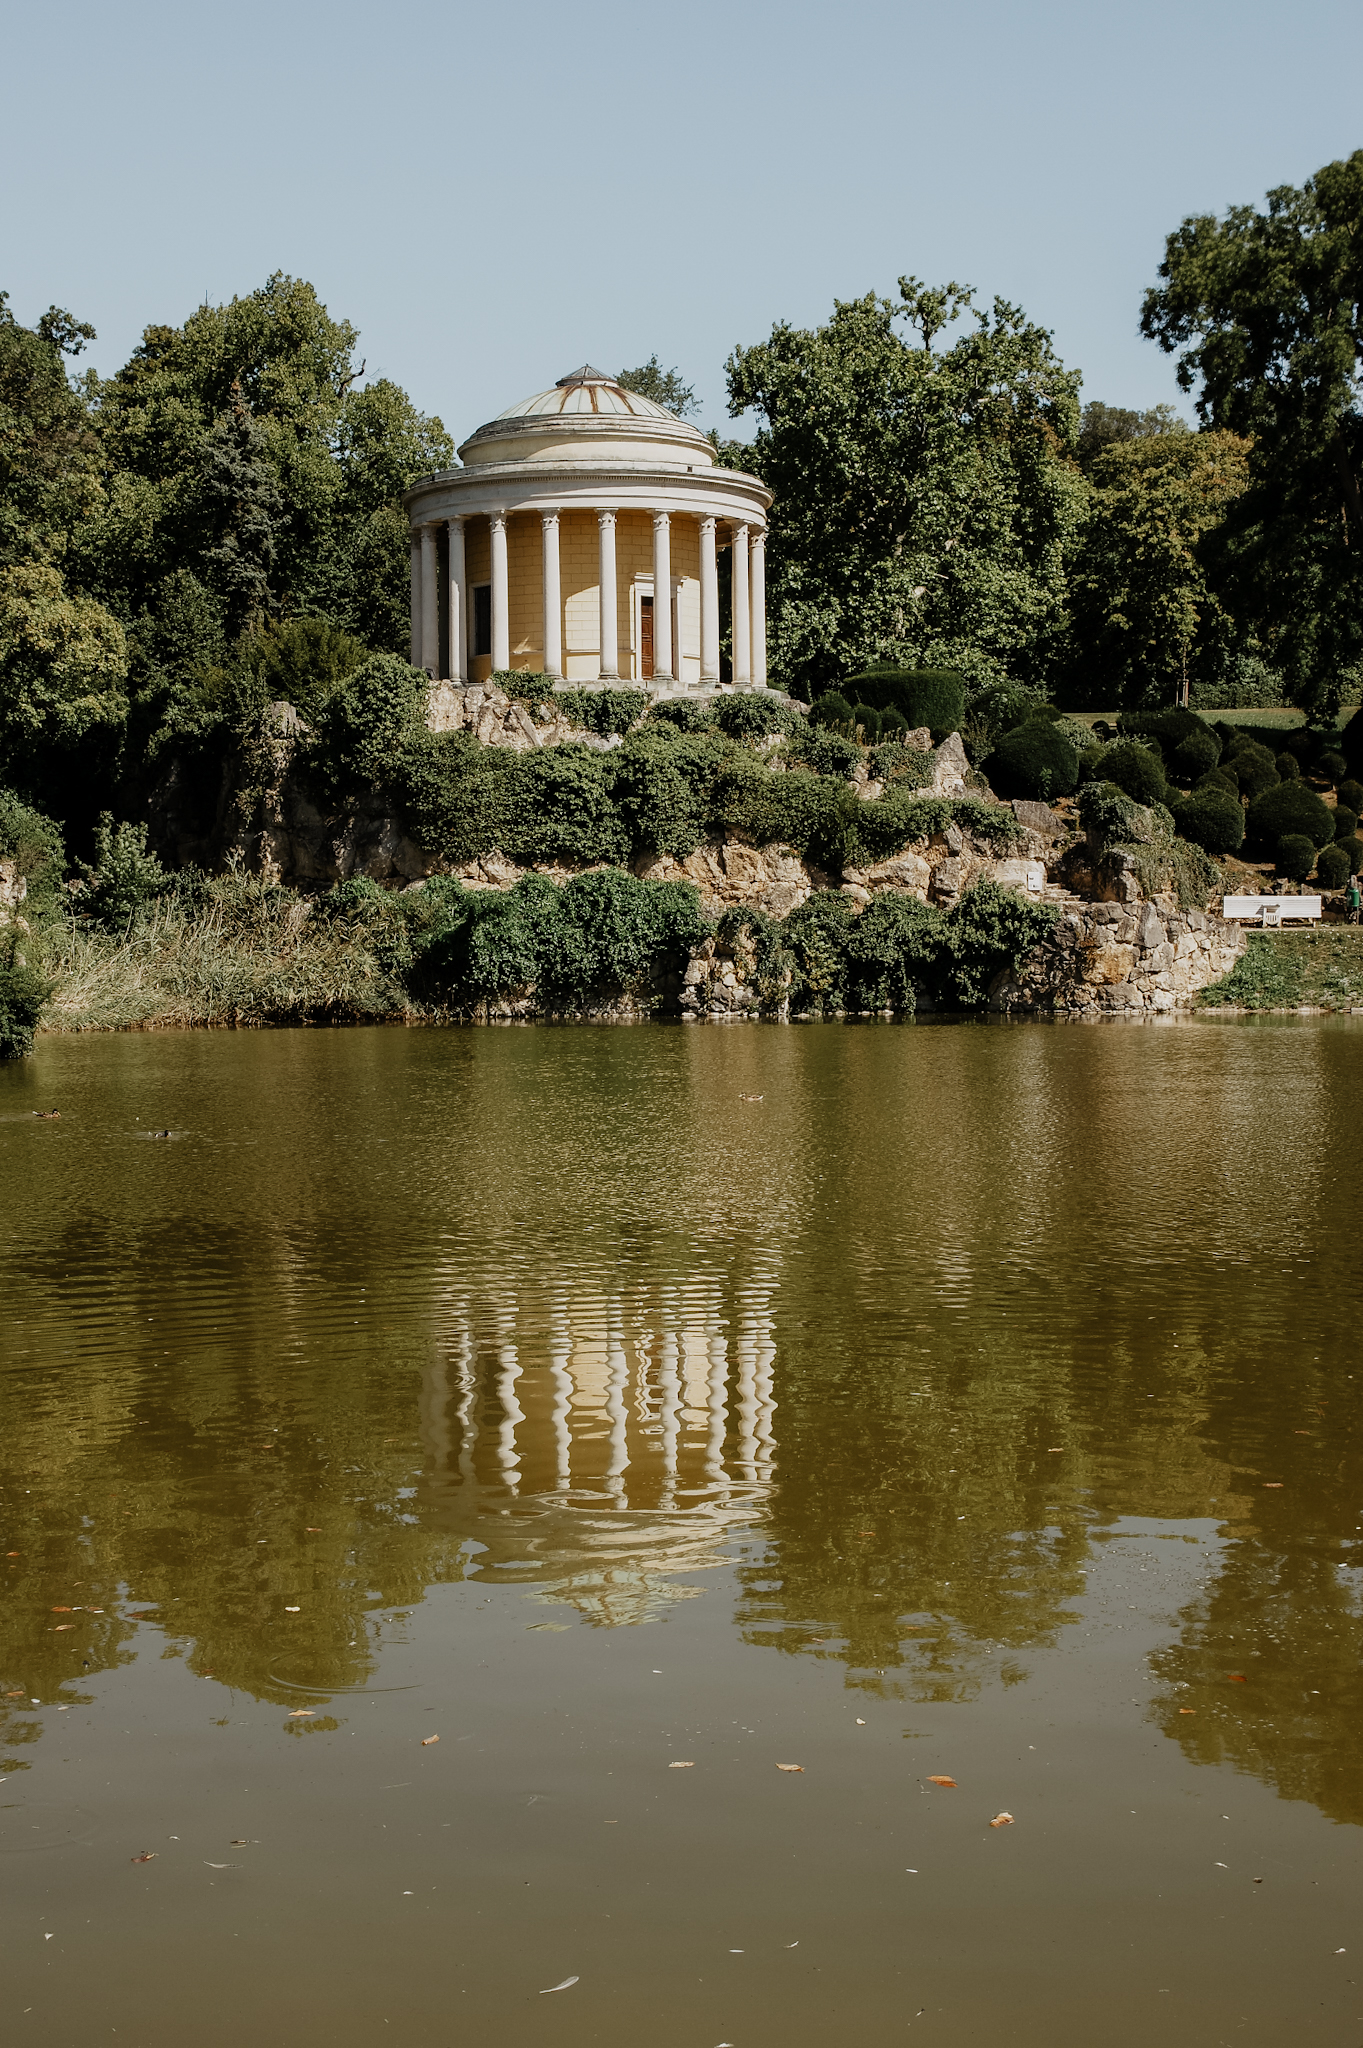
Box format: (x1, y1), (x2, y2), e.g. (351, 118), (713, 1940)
(2, 1018), (1359, 2045)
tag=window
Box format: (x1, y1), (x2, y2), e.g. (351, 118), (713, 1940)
(473, 584), (491, 658)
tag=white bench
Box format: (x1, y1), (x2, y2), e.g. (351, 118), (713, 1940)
(1223, 894), (1322, 926)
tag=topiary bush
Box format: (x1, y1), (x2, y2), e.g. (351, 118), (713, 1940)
(1196, 766), (1241, 797)
(1339, 835), (1363, 875)
(1316, 842), (1351, 890)
(1333, 804), (1358, 842)
(1097, 740), (1165, 808)
(880, 706), (910, 738)
(1337, 777), (1363, 813)
(1224, 737), (1281, 799)
(1172, 788), (1245, 854)
(1275, 751), (1302, 781)
(809, 691), (855, 732)
(985, 721), (1079, 801)
(851, 703), (882, 741)
(709, 693), (802, 742)
(1119, 707), (1209, 751)
(648, 696), (714, 733)
(841, 668), (966, 736)
(1276, 834), (1316, 882)
(1317, 749), (1346, 783)
(1172, 729), (1221, 783)
(1245, 779), (1335, 855)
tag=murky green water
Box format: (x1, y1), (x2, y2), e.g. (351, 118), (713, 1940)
(2, 1019), (1360, 2046)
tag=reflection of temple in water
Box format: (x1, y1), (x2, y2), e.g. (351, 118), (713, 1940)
(415, 1269), (780, 1625)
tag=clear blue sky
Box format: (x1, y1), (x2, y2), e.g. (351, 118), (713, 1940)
(4, 0), (1359, 446)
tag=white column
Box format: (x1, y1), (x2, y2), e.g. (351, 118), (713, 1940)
(731, 523), (751, 685)
(489, 511), (509, 674)
(409, 531), (421, 665)
(541, 511), (562, 680)
(750, 527), (767, 684)
(597, 508), (618, 680)
(420, 522), (439, 674)
(699, 516), (719, 685)
(445, 516), (467, 683)
(651, 510), (673, 682)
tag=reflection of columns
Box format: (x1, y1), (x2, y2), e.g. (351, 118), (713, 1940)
(541, 511), (562, 682)
(750, 529), (767, 685)
(548, 1292), (571, 1491)
(496, 1339), (523, 1493)
(658, 1329), (681, 1509)
(409, 532), (421, 665)
(705, 1322), (729, 1492)
(699, 516), (719, 684)
(597, 509), (618, 679)
(489, 512), (509, 673)
(605, 1320), (629, 1501)
(420, 523), (439, 673)
(731, 523), (751, 685)
(651, 511), (673, 682)
(446, 516), (467, 684)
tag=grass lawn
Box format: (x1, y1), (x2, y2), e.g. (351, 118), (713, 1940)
(1199, 925), (1363, 1010)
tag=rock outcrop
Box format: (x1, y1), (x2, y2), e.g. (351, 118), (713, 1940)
(990, 896), (1243, 1014)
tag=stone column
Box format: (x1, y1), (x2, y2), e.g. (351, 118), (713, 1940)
(420, 522), (439, 674)
(750, 527), (767, 685)
(409, 531), (421, 666)
(446, 516), (467, 684)
(489, 511), (510, 674)
(651, 510), (673, 682)
(699, 516), (720, 685)
(541, 511), (562, 681)
(597, 508), (619, 680)
(731, 522), (751, 685)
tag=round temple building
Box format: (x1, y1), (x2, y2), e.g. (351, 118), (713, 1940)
(403, 365), (772, 691)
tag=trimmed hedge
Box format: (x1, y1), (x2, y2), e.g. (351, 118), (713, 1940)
(1172, 729), (1221, 782)
(1172, 788), (1245, 854)
(1097, 741), (1165, 808)
(1316, 842), (1351, 890)
(840, 668), (966, 735)
(1333, 805), (1358, 842)
(1339, 835), (1363, 875)
(985, 721), (1079, 801)
(1276, 835), (1316, 882)
(1245, 779), (1335, 854)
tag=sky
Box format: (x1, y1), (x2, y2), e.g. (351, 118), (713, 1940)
(3, 0), (1360, 447)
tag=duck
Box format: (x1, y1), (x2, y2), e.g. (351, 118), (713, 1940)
(738, 1093), (764, 1103)
(32, 1109), (60, 1120)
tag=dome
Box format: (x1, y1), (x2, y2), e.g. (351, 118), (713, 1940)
(458, 363), (713, 469)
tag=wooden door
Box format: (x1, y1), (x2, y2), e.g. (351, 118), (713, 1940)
(639, 595), (654, 680)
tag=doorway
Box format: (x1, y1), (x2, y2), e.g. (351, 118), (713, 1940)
(639, 595), (654, 680)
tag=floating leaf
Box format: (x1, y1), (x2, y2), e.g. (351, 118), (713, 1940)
(1228, 1674), (1247, 1683)
(927, 1775), (957, 1787)
(50, 1606), (72, 1613)
(288, 1709), (315, 1718)
(421, 1734), (440, 1746)
(1263, 1482), (1283, 1488)
(990, 1811), (1014, 1828)
(284, 1606), (301, 1613)
(668, 1761), (695, 1769)
(539, 1977), (579, 1994)
(776, 1763), (804, 1773)
(1178, 1708), (1197, 1716)
(130, 1852), (156, 1863)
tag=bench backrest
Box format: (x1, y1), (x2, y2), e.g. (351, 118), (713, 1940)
(1223, 894), (1322, 922)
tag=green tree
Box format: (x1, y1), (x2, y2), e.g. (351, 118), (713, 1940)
(616, 356), (698, 417)
(1140, 151), (1363, 714)
(1076, 400), (1187, 469)
(1067, 429), (1252, 706)
(0, 293), (102, 569)
(724, 280), (1086, 694)
(0, 561), (127, 810)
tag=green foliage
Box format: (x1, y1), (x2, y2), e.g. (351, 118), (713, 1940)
(944, 881), (1059, 1006)
(0, 785), (65, 920)
(1078, 780), (1148, 848)
(1224, 735), (1281, 798)
(0, 292), (102, 571)
(553, 687), (647, 736)
(1316, 841), (1350, 889)
(1199, 934), (1304, 1009)
(1276, 834), (1316, 882)
(851, 702), (881, 740)
(615, 358), (698, 418)
(648, 696), (714, 733)
(809, 691), (854, 731)
(312, 653), (429, 793)
(236, 615), (372, 725)
(0, 938), (51, 1058)
(74, 813), (168, 928)
(0, 561), (128, 804)
(1245, 778), (1335, 853)
(1172, 728), (1221, 781)
(1170, 786), (1245, 853)
(725, 284), (1085, 692)
(1317, 749), (1347, 782)
(1275, 751), (1301, 780)
(1338, 778), (1363, 813)
(1076, 400), (1188, 468)
(709, 692), (803, 741)
(1333, 805), (1358, 841)
(842, 668), (967, 734)
(784, 722), (862, 778)
(1141, 151), (1363, 715)
(1094, 739), (1165, 807)
(491, 669), (557, 707)
(1338, 835), (1363, 874)
(986, 720), (1079, 800)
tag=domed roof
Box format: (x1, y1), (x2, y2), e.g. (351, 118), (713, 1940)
(493, 365), (681, 424)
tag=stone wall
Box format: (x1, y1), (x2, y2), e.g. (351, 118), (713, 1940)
(990, 896), (1244, 1014)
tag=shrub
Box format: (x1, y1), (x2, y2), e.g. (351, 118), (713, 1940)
(0, 787), (65, 923)
(1333, 805), (1358, 842)
(237, 616), (371, 724)
(1119, 707), (1208, 747)
(809, 691), (855, 732)
(709, 693), (801, 742)
(1341, 778), (1363, 814)
(1316, 842), (1351, 890)
(842, 668), (966, 736)
(1275, 751), (1301, 780)
(1225, 738), (1280, 799)
(851, 703), (882, 741)
(1078, 780), (1145, 848)
(1317, 749), (1347, 783)
(0, 942), (51, 1058)
(986, 722), (1079, 801)
(1172, 729), (1221, 782)
(648, 696), (714, 733)
(74, 815), (168, 929)
(313, 653), (429, 792)
(1196, 766), (1241, 797)
(1172, 788), (1245, 854)
(784, 724), (862, 778)
(1276, 834), (1316, 882)
(1245, 779), (1335, 854)
(1097, 740), (1165, 808)
(880, 706), (909, 738)
(1339, 835), (1363, 874)
(555, 687), (647, 736)
(944, 881), (1058, 1006)
(841, 893), (945, 1011)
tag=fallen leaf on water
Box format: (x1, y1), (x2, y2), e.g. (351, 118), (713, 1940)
(776, 1763), (804, 1773)
(306, 1527), (322, 1532)
(539, 1977), (579, 1994)
(231, 1840), (249, 1846)
(927, 1775), (957, 1788)
(1047, 1447), (1063, 1452)
(288, 1709), (316, 1718)
(53, 1625), (74, 1632)
(421, 1734), (440, 1746)
(204, 1861), (237, 1868)
(1263, 1482), (1283, 1489)
(51, 1606), (73, 1613)
(4, 1690), (24, 1698)
(283, 1606), (300, 1613)
(1178, 1708), (1197, 1716)
(87, 1607), (103, 1613)
(990, 1811), (1014, 1828)
(1228, 1674), (1248, 1683)
(669, 1761), (695, 1769)
(130, 1852), (156, 1863)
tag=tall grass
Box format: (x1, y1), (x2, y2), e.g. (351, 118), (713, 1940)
(34, 871), (409, 1032)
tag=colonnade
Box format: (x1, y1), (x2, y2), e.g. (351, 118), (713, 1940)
(409, 508), (768, 688)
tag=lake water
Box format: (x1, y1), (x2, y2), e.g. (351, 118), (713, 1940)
(2, 1018), (1360, 2046)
